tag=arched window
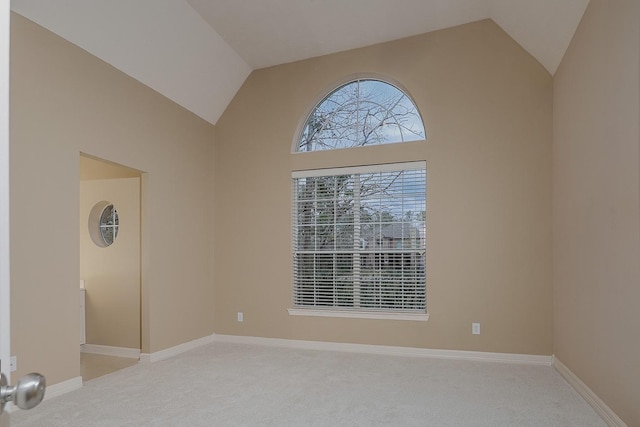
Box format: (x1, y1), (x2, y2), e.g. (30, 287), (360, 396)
(297, 79), (425, 152)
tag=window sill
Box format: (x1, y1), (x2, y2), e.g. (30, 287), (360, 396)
(287, 308), (429, 321)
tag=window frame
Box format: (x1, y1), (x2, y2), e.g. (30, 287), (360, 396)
(289, 74), (428, 321)
(291, 74), (426, 154)
(289, 162), (428, 322)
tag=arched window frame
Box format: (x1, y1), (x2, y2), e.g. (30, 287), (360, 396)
(292, 74), (426, 153)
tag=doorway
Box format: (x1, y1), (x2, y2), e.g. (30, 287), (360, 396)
(79, 154), (142, 381)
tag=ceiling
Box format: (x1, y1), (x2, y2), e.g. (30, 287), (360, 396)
(10, 0), (590, 125)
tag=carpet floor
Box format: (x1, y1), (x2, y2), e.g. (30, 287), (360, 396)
(12, 342), (606, 426)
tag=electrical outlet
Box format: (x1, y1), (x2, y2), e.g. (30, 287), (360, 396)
(472, 323), (480, 335)
(237, 312), (243, 322)
(10, 356), (16, 372)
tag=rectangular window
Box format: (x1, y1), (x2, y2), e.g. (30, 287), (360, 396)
(292, 162), (426, 316)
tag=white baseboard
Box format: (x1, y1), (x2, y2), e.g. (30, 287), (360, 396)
(7, 376), (83, 413)
(212, 334), (553, 366)
(81, 344), (140, 359)
(140, 335), (214, 363)
(45, 376), (83, 400)
(553, 358), (626, 427)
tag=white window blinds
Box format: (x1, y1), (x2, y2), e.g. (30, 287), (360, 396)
(292, 162), (426, 312)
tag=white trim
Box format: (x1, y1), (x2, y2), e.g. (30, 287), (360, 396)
(140, 335), (214, 363)
(7, 376), (83, 413)
(553, 358), (626, 427)
(287, 308), (429, 321)
(292, 161), (426, 178)
(212, 334), (553, 366)
(0, 0), (11, 383)
(81, 344), (141, 359)
(44, 376), (83, 400)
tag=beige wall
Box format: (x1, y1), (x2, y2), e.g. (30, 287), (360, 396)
(80, 177), (140, 349)
(553, 0), (640, 425)
(214, 20), (554, 355)
(10, 14), (215, 385)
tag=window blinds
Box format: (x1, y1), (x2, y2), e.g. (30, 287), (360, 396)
(292, 162), (426, 312)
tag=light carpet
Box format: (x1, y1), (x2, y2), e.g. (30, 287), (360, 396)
(12, 342), (606, 426)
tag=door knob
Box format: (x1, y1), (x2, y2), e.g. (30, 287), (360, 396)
(0, 372), (46, 413)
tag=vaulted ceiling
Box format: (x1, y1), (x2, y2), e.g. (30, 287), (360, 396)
(10, 0), (590, 125)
